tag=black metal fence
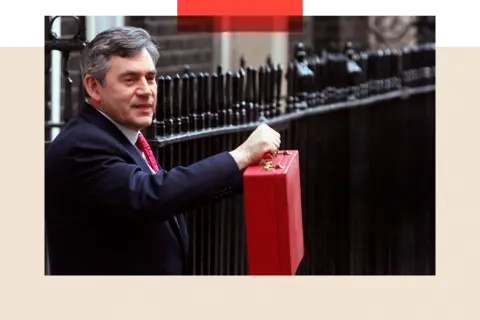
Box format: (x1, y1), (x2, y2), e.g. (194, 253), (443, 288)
(45, 16), (436, 275)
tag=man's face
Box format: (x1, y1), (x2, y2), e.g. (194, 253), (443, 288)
(97, 48), (157, 131)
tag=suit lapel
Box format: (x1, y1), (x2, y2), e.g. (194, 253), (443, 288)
(124, 143), (154, 173)
(79, 104), (146, 168)
(79, 103), (189, 260)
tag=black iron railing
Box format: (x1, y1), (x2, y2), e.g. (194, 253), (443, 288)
(146, 42), (435, 275)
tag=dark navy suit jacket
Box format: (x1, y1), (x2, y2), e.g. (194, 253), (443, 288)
(45, 102), (244, 275)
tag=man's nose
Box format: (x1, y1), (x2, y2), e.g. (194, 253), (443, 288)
(136, 78), (151, 95)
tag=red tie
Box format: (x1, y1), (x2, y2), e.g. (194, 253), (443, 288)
(135, 133), (160, 172)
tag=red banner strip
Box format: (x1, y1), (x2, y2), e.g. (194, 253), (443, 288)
(176, 16), (304, 33)
(177, 0), (303, 15)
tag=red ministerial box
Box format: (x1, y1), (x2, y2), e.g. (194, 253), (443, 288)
(243, 150), (304, 275)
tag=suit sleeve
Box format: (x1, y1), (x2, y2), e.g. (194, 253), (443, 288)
(65, 136), (244, 221)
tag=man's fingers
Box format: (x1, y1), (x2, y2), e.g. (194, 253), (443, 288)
(276, 135), (281, 145)
(272, 140), (280, 150)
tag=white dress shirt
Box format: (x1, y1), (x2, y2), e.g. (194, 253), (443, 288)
(96, 109), (156, 174)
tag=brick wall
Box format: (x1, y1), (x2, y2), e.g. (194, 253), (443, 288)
(339, 16), (371, 49)
(126, 16), (214, 76)
(310, 16), (370, 52)
(312, 16), (342, 51)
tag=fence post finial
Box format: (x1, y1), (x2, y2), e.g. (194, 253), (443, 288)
(293, 42), (313, 110)
(294, 42), (306, 63)
(240, 56), (246, 69)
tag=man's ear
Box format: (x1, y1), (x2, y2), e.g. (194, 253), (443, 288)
(83, 74), (102, 104)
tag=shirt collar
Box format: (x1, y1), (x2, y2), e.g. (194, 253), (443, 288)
(95, 108), (139, 146)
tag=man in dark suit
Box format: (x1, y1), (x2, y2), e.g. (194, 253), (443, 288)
(45, 26), (281, 275)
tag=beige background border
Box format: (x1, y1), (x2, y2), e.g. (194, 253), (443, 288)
(0, 46), (477, 319)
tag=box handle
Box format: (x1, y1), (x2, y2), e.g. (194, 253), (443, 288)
(262, 150), (291, 171)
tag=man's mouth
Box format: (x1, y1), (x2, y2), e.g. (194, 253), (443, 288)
(134, 104), (153, 110)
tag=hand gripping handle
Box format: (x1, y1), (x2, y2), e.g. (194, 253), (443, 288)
(262, 150), (292, 171)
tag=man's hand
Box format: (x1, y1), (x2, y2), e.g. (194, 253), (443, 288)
(229, 123), (281, 170)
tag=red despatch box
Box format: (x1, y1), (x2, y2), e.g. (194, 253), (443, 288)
(243, 150), (304, 275)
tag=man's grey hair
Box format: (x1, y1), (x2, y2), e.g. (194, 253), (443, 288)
(80, 26), (160, 98)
